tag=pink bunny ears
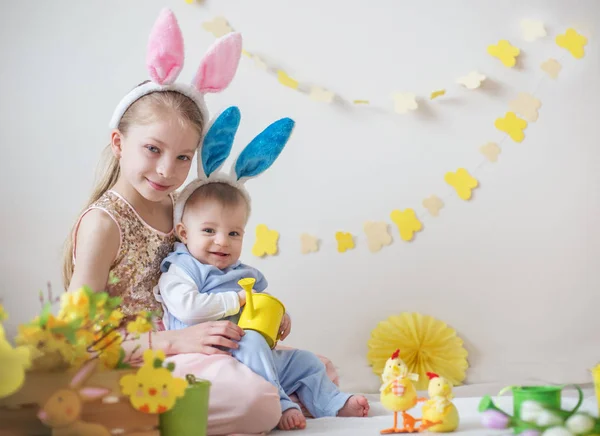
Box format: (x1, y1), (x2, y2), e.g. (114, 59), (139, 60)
(109, 8), (242, 134)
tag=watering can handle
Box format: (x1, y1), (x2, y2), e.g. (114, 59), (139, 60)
(563, 384), (584, 417)
(497, 385), (517, 397)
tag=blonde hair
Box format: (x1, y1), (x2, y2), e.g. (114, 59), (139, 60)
(183, 182), (249, 221)
(62, 87), (205, 289)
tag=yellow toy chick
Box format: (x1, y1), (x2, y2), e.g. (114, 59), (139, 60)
(380, 349), (438, 434)
(422, 372), (459, 432)
(0, 322), (32, 398)
(120, 349), (188, 414)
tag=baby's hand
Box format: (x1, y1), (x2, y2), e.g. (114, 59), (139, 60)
(237, 290), (247, 306)
(238, 289), (258, 307)
(279, 313), (292, 341)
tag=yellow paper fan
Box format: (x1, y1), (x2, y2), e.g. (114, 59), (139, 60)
(367, 312), (468, 390)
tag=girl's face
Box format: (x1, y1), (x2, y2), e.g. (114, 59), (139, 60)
(112, 112), (199, 202)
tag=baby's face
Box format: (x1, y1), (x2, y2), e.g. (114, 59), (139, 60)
(178, 199), (247, 269)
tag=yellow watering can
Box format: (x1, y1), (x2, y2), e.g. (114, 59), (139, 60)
(237, 278), (285, 348)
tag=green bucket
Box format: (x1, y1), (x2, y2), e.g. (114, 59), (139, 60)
(159, 374), (211, 436)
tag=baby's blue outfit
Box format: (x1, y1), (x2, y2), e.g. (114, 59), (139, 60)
(160, 242), (351, 417)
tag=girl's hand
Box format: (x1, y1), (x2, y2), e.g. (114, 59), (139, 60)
(279, 313), (292, 341)
(167, 320), (244, 355)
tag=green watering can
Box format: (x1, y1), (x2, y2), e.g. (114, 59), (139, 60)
(479, 384), (585, 434)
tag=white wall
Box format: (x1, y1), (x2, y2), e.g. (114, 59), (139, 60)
(1, 0), (598, 393)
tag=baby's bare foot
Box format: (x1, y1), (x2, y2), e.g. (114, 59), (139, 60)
(337, 395), (370, 417)
(278, 408), (307, 430)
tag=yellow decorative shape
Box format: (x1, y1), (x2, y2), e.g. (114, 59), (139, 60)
(367, 312), (469, 390)
(430, 89), (446, 100)
(300, 233), (319, 254)
(541, 58), (562, 79)
(201, 16), (233, 38)
(0, 323), (32, 398)
(0, 304), (7, 322)
(241, 49), (251, 57)
(444, 168), (478, 200)
(252, 224), (279, 257)
(520, 19), (547, 42)
(487, 40), (520, 67)
(353, 100), (370, 105)
(363, 221), (392, 253)
(494, 111), (528, 142)
(120, 350), (187, 414)
(509, 92), (541, 122)
(422, 195), (444, 217)
(390, 209), (422, 242)
(309, 86), (335, 103)
(456, 71), (486, 90)
(556, 28), (587, 59)
(479, 142), (501, 162)
(392, 92), (418, 114)
(277, 70), (299, 90)
(335, 232), (355, 253)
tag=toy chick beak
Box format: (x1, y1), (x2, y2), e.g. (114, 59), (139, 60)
(149, 388), (157, 396)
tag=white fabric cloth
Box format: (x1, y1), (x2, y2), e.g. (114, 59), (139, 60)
(269, 385), (597, 436)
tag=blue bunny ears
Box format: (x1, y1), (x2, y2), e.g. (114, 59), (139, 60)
(174, 106), (295, 224)
(200, 106), (295, 182)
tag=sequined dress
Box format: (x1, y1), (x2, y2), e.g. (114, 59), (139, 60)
(73, 190), (176, 317)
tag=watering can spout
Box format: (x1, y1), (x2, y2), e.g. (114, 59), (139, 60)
(238, 278), (256, 318)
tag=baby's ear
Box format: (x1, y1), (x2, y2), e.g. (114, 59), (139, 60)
(175, 222), (187, 242)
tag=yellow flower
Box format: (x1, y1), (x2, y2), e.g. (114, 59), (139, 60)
(58, 288), (90, 320)
(390, 209), (422, 242)
(445, 168), (478, 200)
(367, 312), (469, 390)
(92, 330), (123, 369)
(127, 314), (153, 335)
(107, 309), (125, 328)
(487, 40), (520, 68)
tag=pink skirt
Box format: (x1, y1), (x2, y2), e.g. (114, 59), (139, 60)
(165, 346), (340, 435)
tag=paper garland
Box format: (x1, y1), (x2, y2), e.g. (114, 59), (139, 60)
(252, 224), (279, 257)
(556, 28), (588, 59)
(300, 233), (319, 254)
(509, 93), (541, 122)
(487, 40), (521, 68)
(193, 14), (587, 256)
(541, 58), (562, 79)
(363, 222), (393, 253)
(444, 169), (479, 201)
(198, 12), (586, 113)
(521, 19), (547, 42)
(335, 232), (355, 253)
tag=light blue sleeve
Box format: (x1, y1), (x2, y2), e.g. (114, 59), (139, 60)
(253, 269), (268, 293)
